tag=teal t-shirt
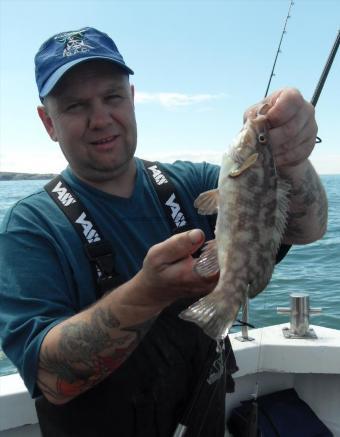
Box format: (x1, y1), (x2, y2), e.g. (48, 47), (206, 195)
(0, 157), (219, 397)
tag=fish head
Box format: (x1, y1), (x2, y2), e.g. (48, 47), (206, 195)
(239, 104), (270, 153)
(228, 104), (272, 177)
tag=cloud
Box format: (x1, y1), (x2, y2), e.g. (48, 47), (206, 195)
(135, 92), (226, 109)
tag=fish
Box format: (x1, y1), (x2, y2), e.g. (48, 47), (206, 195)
(179, 103), (291, 340)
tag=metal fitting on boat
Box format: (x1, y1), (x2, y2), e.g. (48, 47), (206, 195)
(277, 293), (322, 339)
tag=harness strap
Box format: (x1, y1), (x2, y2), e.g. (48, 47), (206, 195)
(44, 176), (122, 296)
(142, 160), (191, 233)
(44, 160), (193, 296)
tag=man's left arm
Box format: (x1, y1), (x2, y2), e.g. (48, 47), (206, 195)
(248, 87), (328, 245)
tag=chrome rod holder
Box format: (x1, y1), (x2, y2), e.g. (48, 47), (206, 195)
(277, 293), (322, 339)
(236, 296), (254, 342)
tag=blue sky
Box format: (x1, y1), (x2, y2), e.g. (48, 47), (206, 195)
(0, 0), (339, 174)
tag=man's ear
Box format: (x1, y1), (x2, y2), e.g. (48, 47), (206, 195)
(37, 106), (58, 142)
(130, 84), (135, 108)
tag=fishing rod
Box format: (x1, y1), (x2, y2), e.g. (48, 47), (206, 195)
(264, 0), (294, 98)
(311, 29), (340, 107)
(311, 29), (340, 143)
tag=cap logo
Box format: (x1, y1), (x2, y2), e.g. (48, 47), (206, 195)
(54, 29), (93, 57)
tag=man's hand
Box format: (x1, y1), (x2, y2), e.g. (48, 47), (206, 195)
(266, 88), (318, 169)
(132, 229), (217, 309)
(245, 88), (318, 170)
(245, 87), (327, 245)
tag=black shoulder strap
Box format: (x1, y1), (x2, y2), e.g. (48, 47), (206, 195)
(44, 163), (193, 296)
(44, 176), (122, 297)
(142, 160), (191, 233)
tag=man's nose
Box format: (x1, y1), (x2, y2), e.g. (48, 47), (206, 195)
(88, 102), (112, 129)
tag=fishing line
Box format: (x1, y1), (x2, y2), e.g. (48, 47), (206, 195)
(258, 2), (295, 408)
(243, 283), (274, 432)
(252, 307), (265, 401)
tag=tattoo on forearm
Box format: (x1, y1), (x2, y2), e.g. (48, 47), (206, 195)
(38, 306), (153, 400)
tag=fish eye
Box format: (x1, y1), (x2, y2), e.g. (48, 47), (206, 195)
(258, 133), (267, 144)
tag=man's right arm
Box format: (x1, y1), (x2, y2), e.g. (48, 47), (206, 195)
(37, 229), (215, 404)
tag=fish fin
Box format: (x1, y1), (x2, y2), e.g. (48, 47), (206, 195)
(274, 177), (291, 242)
(179, 289), (241, 340)
(229, 153), (259, 177)
(194, 189), (219, 215)
(194, 239), (219, 277)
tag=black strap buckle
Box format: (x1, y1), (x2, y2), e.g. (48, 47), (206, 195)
(85, 241), (115, 274)
(84, 241), (122, 292)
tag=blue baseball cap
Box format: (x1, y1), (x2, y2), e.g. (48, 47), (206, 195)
(35, 27), (134, 99)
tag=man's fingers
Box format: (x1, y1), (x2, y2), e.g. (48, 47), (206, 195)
(271, 114), (317, 168)
(269, 111), (307, 146)
(140, 229), (215, 304)
(274, 136), (316, 168)
(268, 103), (316, 147)
(148, 229), (205, 266)
(266, 88), (305, 128)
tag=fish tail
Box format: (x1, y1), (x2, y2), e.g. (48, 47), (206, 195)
(179, 288), (241, 340)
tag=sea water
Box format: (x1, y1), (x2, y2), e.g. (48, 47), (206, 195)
(0, 176), (339, 376)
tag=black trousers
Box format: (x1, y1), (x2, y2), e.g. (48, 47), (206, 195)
(35, 300), (238, 437)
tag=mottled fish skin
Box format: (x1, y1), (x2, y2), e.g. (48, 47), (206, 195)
(179, 104), (290, 340)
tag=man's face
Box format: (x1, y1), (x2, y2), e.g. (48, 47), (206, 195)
(39, 61), (137, 183)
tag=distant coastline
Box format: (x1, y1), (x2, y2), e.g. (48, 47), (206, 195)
(0, 172), (57, 181)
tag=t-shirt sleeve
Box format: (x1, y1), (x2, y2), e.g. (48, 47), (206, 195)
(0, 204), (78, 397)
(197, 161), (220, 192)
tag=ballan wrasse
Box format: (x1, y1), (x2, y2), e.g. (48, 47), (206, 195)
(179, 103), (290, 340)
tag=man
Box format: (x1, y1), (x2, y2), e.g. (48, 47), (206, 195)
(0, 27), (327, 436)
